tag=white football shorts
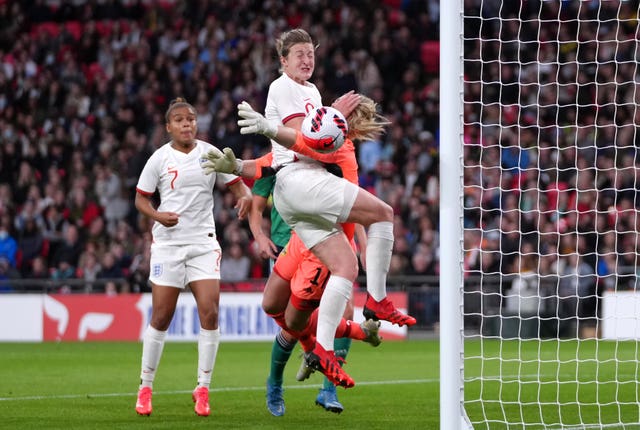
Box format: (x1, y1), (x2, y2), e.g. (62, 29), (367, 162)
(274, 162), (358, 249)
(149, 241), (222, 288)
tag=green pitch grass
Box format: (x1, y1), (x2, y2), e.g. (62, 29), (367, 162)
(4, 338), (633, 429)
(464, 339), (640, 429)
(0, 339), (435, 430)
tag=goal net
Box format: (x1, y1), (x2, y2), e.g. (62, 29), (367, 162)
(443, 1), (640, 428)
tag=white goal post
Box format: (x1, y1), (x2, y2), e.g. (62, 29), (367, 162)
(441, 1), (640, 429)
(440, 0), (468, 429)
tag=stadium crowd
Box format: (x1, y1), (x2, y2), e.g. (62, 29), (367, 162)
(1, 0), (637, 328)
(462, 1), (640, 323)
(0, 0), (439, 293)
(0, 0), (635, 335)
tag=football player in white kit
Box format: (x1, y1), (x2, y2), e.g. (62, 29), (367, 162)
(134, 98), (252, 417)
(254, 28), (361, 416)
(203, 96), (418, 389)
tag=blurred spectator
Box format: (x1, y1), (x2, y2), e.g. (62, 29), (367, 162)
(76, 250), (101, 292)
(14, 161), (38, 207)
(97, 251), (124, 281)
(16, 216), (44, 274)
(103, 186), (130, 234)
(0, 213), (17, 268)
(67, 186), (102, 230)
(358, 138), (383, 179)
(0, 257), (21, 291)
(389, 253), (409, 276)
(110, 241), (132, 276)
(105, 281), (119, 296)
(220, 242), (251, 283)
(85, 216), (108, 254)
(14, 199), (44, 232)
(557, 252), (597, 319)
(408, 248), (437, 276)
(51, 224), (83, 269)
(128, 242), (151, 293)
(352, 49), (382, 96)
(505, 247), (540, 315)
(51, 259), (75, 286)
(24, 255), (50, 280)
(0, 184), (14, 216)
(94, 162), (122, 211)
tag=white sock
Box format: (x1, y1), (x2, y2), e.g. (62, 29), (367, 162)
(366, 221), (394, 301)
(316, 276), (353, 351)
(197, 327), (220, 388)
(140, 325), (167, 388)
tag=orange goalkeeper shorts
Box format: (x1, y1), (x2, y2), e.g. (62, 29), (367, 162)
(273, 232), (329, 311)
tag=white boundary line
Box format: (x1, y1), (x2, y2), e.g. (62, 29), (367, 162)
(0, 378), (435, 402)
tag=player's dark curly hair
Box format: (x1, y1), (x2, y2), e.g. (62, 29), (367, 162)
(165, 97), (195, 122)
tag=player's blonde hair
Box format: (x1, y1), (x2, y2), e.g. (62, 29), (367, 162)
(347, 96), (390, 142)
(165, 97), (195, 122)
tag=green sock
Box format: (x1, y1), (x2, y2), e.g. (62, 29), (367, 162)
(267, 331), (296, 386)
(323, 337), (352, 390)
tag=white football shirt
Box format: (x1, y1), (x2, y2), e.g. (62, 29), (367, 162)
(265, 72), (322, 166)
(136, 140), (240, 245)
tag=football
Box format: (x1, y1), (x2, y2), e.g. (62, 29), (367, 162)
(300, 106), (348, 153)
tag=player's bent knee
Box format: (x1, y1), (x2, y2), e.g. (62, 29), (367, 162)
(150, 316), (173, 331)
(262, 301), (285, 315)
(377, 201), (394, 222)
(331, 260), (359, 281)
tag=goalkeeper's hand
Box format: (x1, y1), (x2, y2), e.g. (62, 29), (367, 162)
(202, 147), (243, 175)
(237, 101), (278, 139)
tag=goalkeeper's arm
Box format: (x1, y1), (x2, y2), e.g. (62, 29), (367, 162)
(231, 152), (275, 180)
(288, 132), (339, 163)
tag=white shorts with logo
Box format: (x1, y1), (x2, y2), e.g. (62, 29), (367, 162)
(149, 241), (222, 288)
(273, 162), (359, 249)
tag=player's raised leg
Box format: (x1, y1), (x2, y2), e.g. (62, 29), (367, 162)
(363, 294), (417, 327)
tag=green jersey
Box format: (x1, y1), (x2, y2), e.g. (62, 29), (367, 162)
(252, 176), (291, 248)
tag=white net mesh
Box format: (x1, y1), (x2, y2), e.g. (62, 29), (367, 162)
(462, 1), (640, 428)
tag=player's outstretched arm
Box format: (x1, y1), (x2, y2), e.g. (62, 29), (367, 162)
(236, 101), (340, 164)
(202, 148), (278, 180)
(237, 101), (297, 147)
(204, 148), (256, 178)
(203, 147), (245, 175)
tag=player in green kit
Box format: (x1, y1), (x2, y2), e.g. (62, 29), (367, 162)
(250, 176), (290, 262)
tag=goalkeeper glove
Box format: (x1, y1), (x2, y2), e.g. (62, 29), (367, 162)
(237, 101), (278, 139)
(202, 147), (243, 175)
